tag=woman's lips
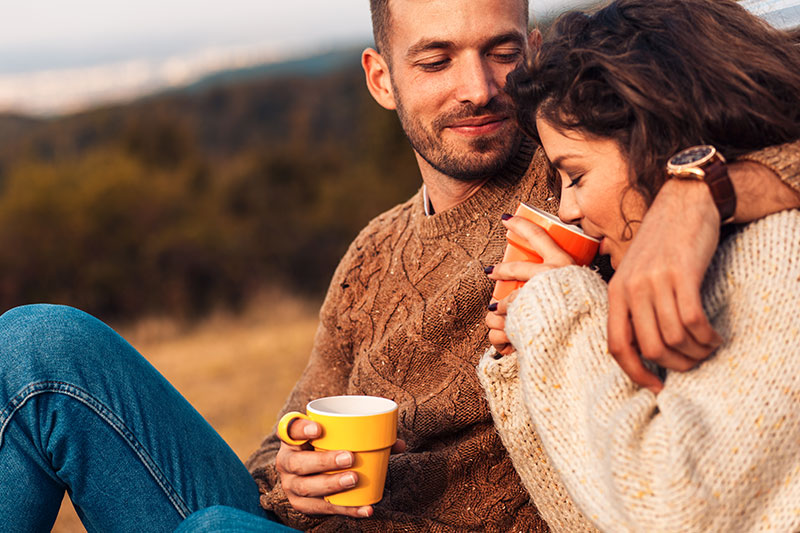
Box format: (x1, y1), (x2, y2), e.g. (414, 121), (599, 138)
(598, 237), (607, 256)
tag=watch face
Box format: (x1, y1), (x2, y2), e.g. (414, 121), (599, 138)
(669, 145), (715, 167)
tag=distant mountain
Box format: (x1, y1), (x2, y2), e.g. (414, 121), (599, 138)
(182, 46), (365, 93)
(0, 46), (371, 160)
(0, 113), (43, 146)
(0, 46), (420, 318)
(0, 44), (370, 118)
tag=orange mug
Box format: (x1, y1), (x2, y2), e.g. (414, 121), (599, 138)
(277, 395), (398, 506)
(492, 202), (600, 300)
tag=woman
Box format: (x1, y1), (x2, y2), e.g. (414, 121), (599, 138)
(480, 1), (800, 531)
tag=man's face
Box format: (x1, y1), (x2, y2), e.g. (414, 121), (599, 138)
(385, 0), (528, 182)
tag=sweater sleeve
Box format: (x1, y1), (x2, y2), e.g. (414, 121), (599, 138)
(505, 218), (800, 533)
(738, 139), (800, 194)
(245, 242), (359, 530)
(477, 348), (599, 533)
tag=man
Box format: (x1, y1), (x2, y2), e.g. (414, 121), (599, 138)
(246, 0), (800, 530)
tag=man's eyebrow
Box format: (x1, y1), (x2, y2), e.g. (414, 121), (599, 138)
(405, 31), (526, 60)
(406, 39), (455, 59)
(482, 32), (526, 52)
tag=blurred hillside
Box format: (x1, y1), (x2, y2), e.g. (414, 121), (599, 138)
(0, 48), (419, 321)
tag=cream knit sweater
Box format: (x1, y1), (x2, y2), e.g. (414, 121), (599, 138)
(479, 210), (800, 533)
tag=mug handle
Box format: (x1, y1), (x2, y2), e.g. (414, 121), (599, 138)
(277, 411), (313, 446)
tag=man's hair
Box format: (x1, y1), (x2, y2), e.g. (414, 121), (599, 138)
(369, 0), (392, 54)
(508, 0), (800, 205)
(369, 0), (530, 56)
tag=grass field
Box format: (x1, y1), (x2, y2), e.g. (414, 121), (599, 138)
(51, 292), (321, 532)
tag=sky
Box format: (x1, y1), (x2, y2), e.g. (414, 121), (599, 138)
(0, 0), (587, 114)
(0, 1), (584, 73)
(1, 0), (796, 115)
(1, 2), (367, 76)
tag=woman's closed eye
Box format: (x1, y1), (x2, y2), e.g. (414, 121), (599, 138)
(565, 173), (584, 188)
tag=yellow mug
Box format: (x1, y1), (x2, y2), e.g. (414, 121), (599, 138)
(277, 395), (398, 506)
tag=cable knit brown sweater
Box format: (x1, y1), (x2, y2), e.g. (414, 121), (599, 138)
(246, 140), (557, 532)
(246, 139), (800, 532)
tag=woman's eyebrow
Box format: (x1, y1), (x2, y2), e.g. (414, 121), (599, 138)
(549, 153), (583, 169)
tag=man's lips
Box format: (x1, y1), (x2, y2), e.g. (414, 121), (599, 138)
(445, 115), (508, 135)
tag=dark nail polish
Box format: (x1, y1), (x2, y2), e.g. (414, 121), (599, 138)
(484, 265), (494, 274)
(488, 302), (498, 312)
(501, 213), (513, 220)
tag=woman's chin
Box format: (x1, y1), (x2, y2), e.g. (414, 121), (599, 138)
(607, 249), (621, 270)
(598, 239), (623, 270)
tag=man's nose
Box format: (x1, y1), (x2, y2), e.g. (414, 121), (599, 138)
(454, 55), (500, 107)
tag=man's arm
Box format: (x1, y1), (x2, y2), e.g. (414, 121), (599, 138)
(245, 254), (361, 525)
(608, 139), (800, 392)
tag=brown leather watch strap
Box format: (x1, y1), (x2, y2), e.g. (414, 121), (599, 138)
(704, 159), (737, 223)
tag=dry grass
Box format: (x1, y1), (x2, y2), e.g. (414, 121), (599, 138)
(51, 291), (320, 532)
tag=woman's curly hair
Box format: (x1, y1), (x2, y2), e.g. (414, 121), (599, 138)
(508, 0), (800, 205)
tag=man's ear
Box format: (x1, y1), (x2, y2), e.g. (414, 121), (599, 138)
(362, 48), (397, 110)
(527, 28), (543, 54)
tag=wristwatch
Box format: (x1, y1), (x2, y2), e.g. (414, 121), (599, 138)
(666, 145), (737, 223)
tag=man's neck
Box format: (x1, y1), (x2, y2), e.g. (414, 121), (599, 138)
(416, 154), (491, 213)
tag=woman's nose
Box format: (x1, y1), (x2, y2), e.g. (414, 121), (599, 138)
(558, 186), (582, 226)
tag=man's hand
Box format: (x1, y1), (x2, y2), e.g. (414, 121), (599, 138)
(607, 179), (721, 393)
(608, 160), (799, 393)
(276, 417), (406, 518)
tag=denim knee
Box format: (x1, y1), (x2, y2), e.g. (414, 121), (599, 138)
(0, 304), (140, 397)
(176, 505), (294, 533)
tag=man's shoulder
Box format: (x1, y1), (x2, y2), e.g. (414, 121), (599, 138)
(319, 192), (420, 313)
(348, 191), (421, 252)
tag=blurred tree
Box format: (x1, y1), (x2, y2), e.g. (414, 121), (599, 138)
(0, 58), (419, 320)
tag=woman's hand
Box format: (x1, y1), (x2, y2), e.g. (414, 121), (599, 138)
(486, 289), (519, 355)
(485, 215), (575, 356)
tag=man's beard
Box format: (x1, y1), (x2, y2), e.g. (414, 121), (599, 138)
(394, 92), (523, 182)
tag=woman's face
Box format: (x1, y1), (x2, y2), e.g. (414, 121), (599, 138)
(536, 117), (647, 269)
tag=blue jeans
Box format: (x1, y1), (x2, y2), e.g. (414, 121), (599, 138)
(0, 304), (295, 532)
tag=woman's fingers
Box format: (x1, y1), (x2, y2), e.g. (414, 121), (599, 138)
(488, 260), (553, 283)
(488, 325), (511, 349)
(487, 292), (520, 355)
(486, 309), (511, 350)
(502, 216), (575, 265)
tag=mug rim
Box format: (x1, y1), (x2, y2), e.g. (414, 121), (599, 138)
(307, 395), (398, 417)
(520, 202), (600, 243)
